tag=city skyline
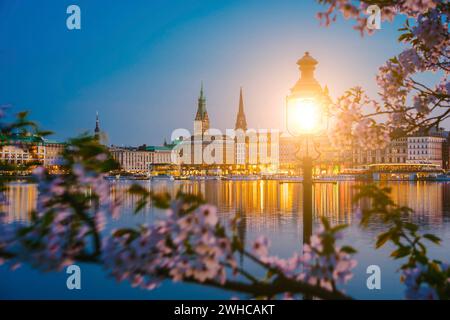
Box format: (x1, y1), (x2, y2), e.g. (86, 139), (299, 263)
(2, 0), (436, 147)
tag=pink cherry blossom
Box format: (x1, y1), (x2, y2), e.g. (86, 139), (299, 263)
(252, 236), (270, 258)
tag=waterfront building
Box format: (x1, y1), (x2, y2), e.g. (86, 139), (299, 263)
(279, 135), (299, 174)
(231, 88), (278, 173)
(147, 144), (180, 176)
(387, 137), (408, 164)
(173, 85), (278, 175)
(350, 127), (448, 170)
(316, 135), (352, 174)
(0, 135), (45, 168)
(43, 141), (65, 169)
(352, 137), (408, 166)
(407, 135), (446, 168)
(279, 133), (351, 175)
(110, 146), (153, 173)
(145, 145), (178, 164)
(0, 134), (65, 173)
(110, 143), (180, 174)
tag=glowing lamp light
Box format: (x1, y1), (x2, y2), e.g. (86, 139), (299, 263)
(286, 97), (323, 136)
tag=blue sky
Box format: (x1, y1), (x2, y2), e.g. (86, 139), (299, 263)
(1, 0), (410, 146)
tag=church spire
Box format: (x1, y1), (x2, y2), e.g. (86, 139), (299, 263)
(200, 81), (204, 99)
(235, 87), (247, 131)
(195, 82), (208, 121)
(94, 111), (100, 138)
(194, 82), (210, 136)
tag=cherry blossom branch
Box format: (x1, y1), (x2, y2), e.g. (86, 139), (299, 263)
(354, 184), (450, 299)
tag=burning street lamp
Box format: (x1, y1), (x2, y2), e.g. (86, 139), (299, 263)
(285, 51), (330, 245)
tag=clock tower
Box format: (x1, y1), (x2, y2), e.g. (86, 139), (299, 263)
(193, 83), (210, 137)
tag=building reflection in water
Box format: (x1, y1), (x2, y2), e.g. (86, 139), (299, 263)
(2, 181), (450, 231)
(1, 183), (38, 223)
(389, 182), (445, 225)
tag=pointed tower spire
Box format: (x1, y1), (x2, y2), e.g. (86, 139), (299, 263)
(239, 87), (244, 111)
(235, 87), (247, 131)
(94, 111), (100, 138)
(194, 82), (210, 135)
(195, 82), (208, 120)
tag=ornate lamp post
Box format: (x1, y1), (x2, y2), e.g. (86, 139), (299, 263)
(285, 52), (329, 245)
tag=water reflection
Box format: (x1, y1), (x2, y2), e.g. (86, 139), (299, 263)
(1, 183), (37, 223)
(3, 180), (450, 232)
(2, 180), (450, 299)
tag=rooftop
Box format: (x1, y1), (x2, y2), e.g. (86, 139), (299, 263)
(0, 134), (64, 145)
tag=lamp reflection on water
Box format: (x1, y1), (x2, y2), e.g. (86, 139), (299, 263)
(2, 180), (447, 227)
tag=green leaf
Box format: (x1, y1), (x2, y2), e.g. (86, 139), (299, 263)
(376, 231), (391, 248)
(36, 130), (54, 137)
(390, 247), (410, 259)
(423, 234), (441, 245)
(321, 217), (331, 230)
(340, 246), (357, 254)
(404, 222), (419, 232)
(416, 255), (428, 265)
(266, 269), (276, 280)
(128, 184), (149, 196)
(16, 226), (33, 237)
(151, 192), (171, 209)
(332, 224), (348, 233)
(134, 199), (147, 214)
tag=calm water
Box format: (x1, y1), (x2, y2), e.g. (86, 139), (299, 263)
(1, 180), (450, 299)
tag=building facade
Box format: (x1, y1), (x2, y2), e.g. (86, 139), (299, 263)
(110, 144), (180, 174)
(43, 142), (65, 169)
(350, 131), (448, 171)
(146, 145), (177, 164)
(173, 85), (279, 175)
(407, 136), (446, 168)
(0, 135), (65, 172)
(110, 147), (153, 173)
(353, 137), (408, 166)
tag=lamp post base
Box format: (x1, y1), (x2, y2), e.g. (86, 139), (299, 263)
(303, 156), (313, 245)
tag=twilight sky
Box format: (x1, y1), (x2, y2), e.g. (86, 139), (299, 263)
(0, 0), (424, 146)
